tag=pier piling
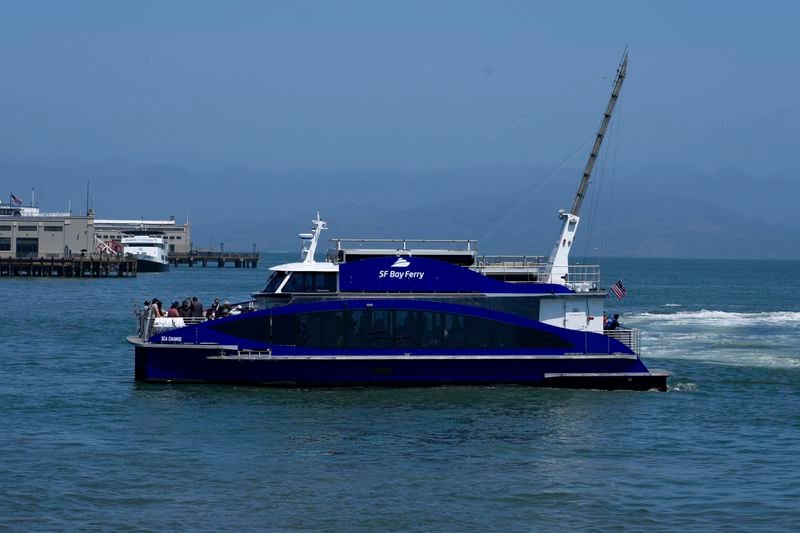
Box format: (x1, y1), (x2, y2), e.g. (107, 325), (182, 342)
(0, 256), (138, 278)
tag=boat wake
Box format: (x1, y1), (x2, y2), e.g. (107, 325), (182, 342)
(625, 310), (800, 369)
(631, 309), (800, 328)
(668, 381), (699, 392)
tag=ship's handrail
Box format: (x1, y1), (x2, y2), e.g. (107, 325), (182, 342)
(475, 255), (547, 268)
(332, 238), (477, 252)
(137, 302), (257, 339)
(563, 265), (601, 290)
(605, 328), (640, 355)
(139, 316), (201, 338)
(473, 259), (601, 290)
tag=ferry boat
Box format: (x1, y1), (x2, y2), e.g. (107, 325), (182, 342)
(128, 53), (670, 391)
(122, 234), (170, 272)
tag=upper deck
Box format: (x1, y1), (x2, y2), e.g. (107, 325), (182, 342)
(329, 238), (477, 266)
(327, 238), (600, 292)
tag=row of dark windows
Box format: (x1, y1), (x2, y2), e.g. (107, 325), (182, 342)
(0, 225), (63, 232)
(98, 234), (181, 240)
(0, 237), (39, 253)
(285, 295), (542, 322)
(283, 272), (337, 293)
(263, 271), (337, 293)
(212, 308), (570, 350)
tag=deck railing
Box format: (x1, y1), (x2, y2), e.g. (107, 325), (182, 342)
(474, 257), (601, 290)
(563, 265), (601, 291)
(605, 328), (640, 355)
(137, 303), (256, 339)
(332, 238), (477, 251)
(475, 255), (547, 268)
(138, 315), (208, 339)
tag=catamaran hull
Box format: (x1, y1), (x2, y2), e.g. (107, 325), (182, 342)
(132, 342), (669, 391)
(136, 259), (170, 272)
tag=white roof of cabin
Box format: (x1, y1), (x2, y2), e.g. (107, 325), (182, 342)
(121, 235), (165, 244)
(269, 261), (339, 273)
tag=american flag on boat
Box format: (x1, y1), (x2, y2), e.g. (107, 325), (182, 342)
(611, 279), (627, 300)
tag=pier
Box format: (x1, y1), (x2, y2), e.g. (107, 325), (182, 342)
(0, 255), (138, 277)
(170, 251), (260, 268)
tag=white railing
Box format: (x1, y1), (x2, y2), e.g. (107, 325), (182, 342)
(332, 238), (477, 251)
(137, 315), (206, 339)
(136, 301), (257, 339)
(563, 265), (601, 291)
(605, 328), (640, 355)
(474, 258), (601, 289)
(476, 255), (547, 268)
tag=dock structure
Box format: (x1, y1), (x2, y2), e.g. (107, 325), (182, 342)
(0, 255), (138, 277)
(170, 251), (260, 268)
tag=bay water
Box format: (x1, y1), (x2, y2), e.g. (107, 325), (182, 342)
(1, 256), (798, 530)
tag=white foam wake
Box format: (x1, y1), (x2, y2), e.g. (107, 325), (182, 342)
(629, 310), (800, 329)
(627, 310), (800, 369)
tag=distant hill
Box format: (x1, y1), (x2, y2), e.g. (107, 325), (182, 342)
(3, 155), (799, 259)
(231, 187), (800, 259)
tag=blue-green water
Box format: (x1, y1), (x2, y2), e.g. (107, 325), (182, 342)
(2, 257), (799, 530)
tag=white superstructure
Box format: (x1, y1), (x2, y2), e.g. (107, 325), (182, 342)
(122, 235), (169, 271)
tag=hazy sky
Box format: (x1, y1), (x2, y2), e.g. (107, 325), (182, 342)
(2, 1), (798, 178)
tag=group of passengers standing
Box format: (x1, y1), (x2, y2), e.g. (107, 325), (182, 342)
(144, 297), (234, 320)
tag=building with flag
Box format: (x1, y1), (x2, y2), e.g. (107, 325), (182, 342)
(0, 198), (190, 259)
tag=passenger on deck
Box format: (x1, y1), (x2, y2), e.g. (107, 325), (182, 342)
(191, 297), (204, 318)
(167, 302), (180, 318)
(150, 299), (165, 318)
(604, 313), (621, 330)
(138, 301), (151, 334)
(179, 300), (192, 318)
(211, 298), (221, 317)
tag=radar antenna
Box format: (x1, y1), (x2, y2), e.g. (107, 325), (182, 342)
(300, 212), (328, 264)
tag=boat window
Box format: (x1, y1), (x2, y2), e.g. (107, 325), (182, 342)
(264, 308), (570, 350)
(209, 314), (270, 342)
(263, 271), (288, 293)
(282, 272), (337, 293)
(212, 306), (567, 349)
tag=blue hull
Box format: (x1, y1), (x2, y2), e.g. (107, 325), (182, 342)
(133, 344), (668, 391)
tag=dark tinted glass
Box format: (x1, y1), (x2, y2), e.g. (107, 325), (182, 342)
(283, 272), (337, 293)
(263, 271), (287, 293)
(214, 307), (570, 350)
(211, 314), (270, 342)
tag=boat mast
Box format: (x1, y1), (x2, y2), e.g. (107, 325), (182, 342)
(570, 52), (627, 218)
(547, 52), (627, 284)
